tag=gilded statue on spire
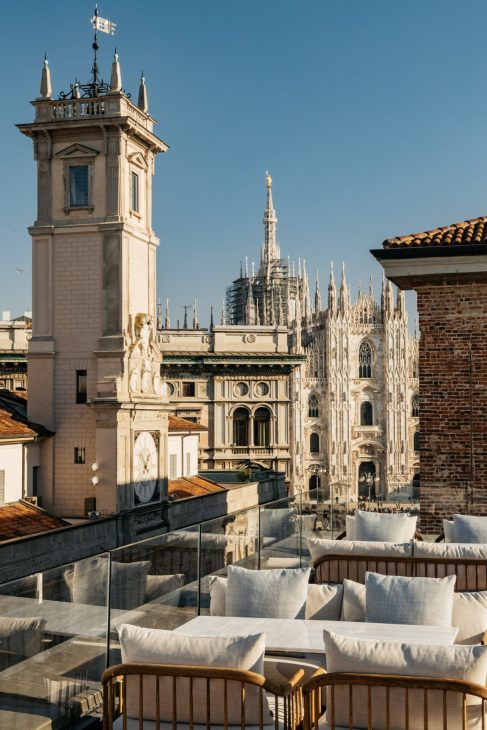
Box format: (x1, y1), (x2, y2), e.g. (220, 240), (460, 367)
(266, 170), (272, 189)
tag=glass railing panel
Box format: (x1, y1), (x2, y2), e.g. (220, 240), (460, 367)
(107, 526), (201, 665)
(199, 507), (260, 616)
(0, 553), (110, 727)
(259, 495), (304, 568)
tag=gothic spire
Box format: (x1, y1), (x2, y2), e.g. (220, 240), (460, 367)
(245, 279), (256, 325)
(192, 300), (199, 329)
(39, 55), (52, 99)
(110, 50), (122, 92)
(165, 298), (170, 329)
(339, 262), (349, 314)
(157, 298), (162, 330)
(396, 287), (405, 317)
(137, 71), (148, 113)
(369, 275), (374, 300)
(210, 306), (214, 331)
(221, 300), (226, 325)
(328, 261), (336, 313)
(260, 171), (279, 276)
(315, 269), (322, 313)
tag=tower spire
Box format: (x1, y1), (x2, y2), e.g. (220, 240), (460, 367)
(39, 55), (52, 99)
(259, 171), (279, 275)
(315, 269), (322, 313)
(339, 262), (349, 314)
(192, 300), (199, 329)
(221, 300), (226, 325)
(157, 298), (162, 330)
(110, 49), (122, 92)
(137, 71), (148, 113)
(328, 261), (337, 313)
(210, 306), (214, 331)
(165, 298), (171, 329)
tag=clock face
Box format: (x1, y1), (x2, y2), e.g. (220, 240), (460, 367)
(133, 431), (158, 504)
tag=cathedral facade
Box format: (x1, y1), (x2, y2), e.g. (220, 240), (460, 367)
(224, 175), (420, 499)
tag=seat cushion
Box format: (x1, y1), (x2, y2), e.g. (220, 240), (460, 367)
(352, 511), (417, 542)
(412, 541), (487, 590)
(308, 538), (412, 562)
(225, 565), (310, 619)
(365, 572), (456, 627)
(209, 575), (342, 620)
(118, 624), (272, 725)
(322, 630), (487, 730)
(454, 515), (487, 544)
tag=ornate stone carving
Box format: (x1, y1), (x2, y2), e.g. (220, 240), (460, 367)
(125, 314), (166, 399)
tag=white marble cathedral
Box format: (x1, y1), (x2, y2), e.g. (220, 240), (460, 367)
(225, 174), (420, 499)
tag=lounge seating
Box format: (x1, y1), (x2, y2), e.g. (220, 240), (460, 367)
(102, 660), (313, 729)
(343, 511), (418, 542)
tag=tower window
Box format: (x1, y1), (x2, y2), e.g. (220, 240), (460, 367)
(310, 432), (320, 453)
(74, 447), (86, 464)
(412, 393), (419, 418)
(359, 341), (372, 378)
(69, 165), (89, 207)
(308, 394), (319, 418)
(76, 370), (87, 404)
(360, 401), (373, 426)
(131, 171), (139, 213)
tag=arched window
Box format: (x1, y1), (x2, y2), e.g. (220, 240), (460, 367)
(414, 431), (420, 452)
(360, 401), (373, 426)
(308, 394), (319, 418)
(233, 408), (250, 446)
(411, 393), (419, 418)
(359, 341), (372, 378)
(254, 407), (271, 447)
(310, 432), (320, 453)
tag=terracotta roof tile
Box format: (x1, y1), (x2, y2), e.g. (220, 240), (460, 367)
(168, 475), (226, 500)
(0, 501), (69, 541)
(0, 393), (51, 439)
(383, 215), (487, 249)
(168, 415), (207, 432)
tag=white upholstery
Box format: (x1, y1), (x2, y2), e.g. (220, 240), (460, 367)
(65, 557), (150, 609)
(113, 718), (277, 730)
(260, 508), (295, 542)
(118, 624), (271, 725)
(308, 538), (413, 562)
(454, 515), (487, 544)
(365, 572), (456, 627)
(226, 566), (310, 619)
(412, 540), (487, 590)
(443, 519), (454, 542)
(345, 515), (357, 540)
(351, 511), (417, 542)
(340, 579), (366, 622)
(454, 591), (487, 644)
(322, 630), (487, 730)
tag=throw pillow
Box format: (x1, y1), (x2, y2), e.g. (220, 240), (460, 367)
(454, 515), (487, 544)
(66, 556), (151, 610)
(323, 630), (487, 730)
(354, 510), (417, 542)
(341, 579), (366, 621)
(443, 519), (454, 543)
(365, 572), (456, 626)
(453, 591), (487, 645)
(225, 565), (311, 619)
(0, 616), (45, 662)
(118, 623), (272, 725)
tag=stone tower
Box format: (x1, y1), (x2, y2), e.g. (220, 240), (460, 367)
(18, 46), (170, 518)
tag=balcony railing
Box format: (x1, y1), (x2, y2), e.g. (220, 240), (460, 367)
(0, 487), (421, 729)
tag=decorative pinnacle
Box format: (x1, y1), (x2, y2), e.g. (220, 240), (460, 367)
(39, 55), (52, 99)
(266, 170), (272, 189)
(110, 49), (122, 92)
(137, 71), (148, 113)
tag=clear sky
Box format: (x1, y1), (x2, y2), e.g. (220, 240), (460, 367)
(2, 0), (487, 326)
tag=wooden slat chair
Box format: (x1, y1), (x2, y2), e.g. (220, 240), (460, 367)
(303, 672), (487, 729)
(314, 554), (487, 591)
(102, 661), (312, 730)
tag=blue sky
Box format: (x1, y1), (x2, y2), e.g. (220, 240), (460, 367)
(2, 0), (487, 325)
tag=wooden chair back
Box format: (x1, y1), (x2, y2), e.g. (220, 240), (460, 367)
(102, 662), (305, 730)
(303, 672), (487, 730)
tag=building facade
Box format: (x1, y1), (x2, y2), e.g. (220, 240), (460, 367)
(223, 175), (420, 499)
(0, 311), (31, 391)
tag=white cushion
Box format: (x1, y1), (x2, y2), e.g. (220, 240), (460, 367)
(412, 540), (487, 590)
(454, 591), (487, 644)
(226, 566), (310, 619)
(353, 510), (417, 542)
(0, 616), (46, 661)
(444, 519), (454, 542)
(323, 630), (487, 730)
(340, 579), (366, 621)
(454, 515), (487, 544)
(308, 538), (413, 562)
(260, 508), (295, 541)
(365, 572), (456, 626)
(210, 576), (342, 620)
(308, 538), (413, 583)
(118, 624), (272, 725)
(345, 515), (357, 540)
(65, 557), (150, 609)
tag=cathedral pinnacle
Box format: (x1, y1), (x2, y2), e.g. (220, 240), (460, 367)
(110, 50), (122, 92)
(165, 299), (170, 329)
(260, 171), (279, 276)
(137, 71), (148, 113)
(39, 55), (52, 99)
(315, 269), (322, 313)
(339, 262), (349, 314)
(328, 261), (337, 313)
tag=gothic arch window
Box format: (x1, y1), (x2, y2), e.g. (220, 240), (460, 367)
(310, 432), (320, 453)
(412, 393), (419, 418)
(414, 431), (420, 452)
(233, 407), (250, 446)
(358, 341), (372, 378)
(254, 407), (271, 447)
(360, 401), (373, 426)
(308, 394), (319, 418)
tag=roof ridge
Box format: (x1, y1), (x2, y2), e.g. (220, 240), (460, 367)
(383, 214), (487, 249)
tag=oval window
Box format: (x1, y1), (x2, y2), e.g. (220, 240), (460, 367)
(234, 382), (249, 397)
(255, 382), (269, 396)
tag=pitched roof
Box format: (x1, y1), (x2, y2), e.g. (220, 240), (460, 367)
(383, 215), (487, 250)
(0, 391), (51, 440)
(0, 500), (69, 541)
(168, 415), (207, 432)
(168, 474), (226, 501)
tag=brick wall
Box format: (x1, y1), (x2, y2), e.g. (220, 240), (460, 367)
(416, 279), (487, 530)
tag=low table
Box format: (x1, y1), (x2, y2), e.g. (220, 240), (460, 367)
(175, 616), (458, 654)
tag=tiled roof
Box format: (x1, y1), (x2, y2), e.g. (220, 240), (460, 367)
(0, 500), (69, 541)
(0, 392), (51, 440)
(383, 216), (487, 249)
(168, 474), (226, 501)
(168, 415), (207, 432)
